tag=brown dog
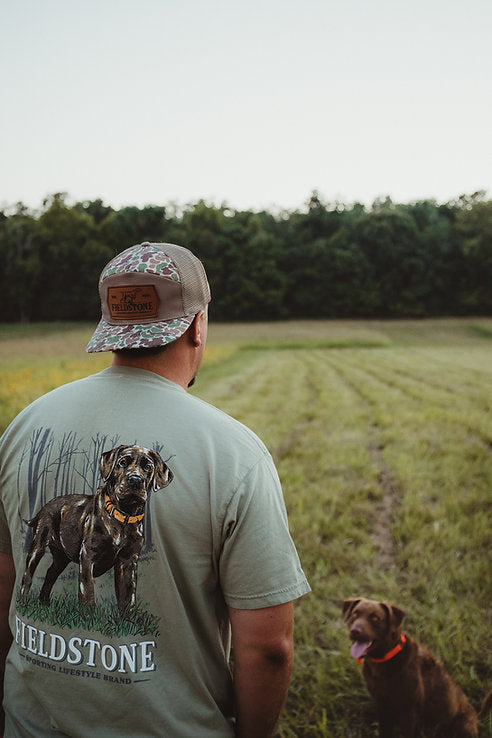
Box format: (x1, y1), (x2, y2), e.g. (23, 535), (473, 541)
(21, 445), (173, 611)
(342, 598), (489, 738)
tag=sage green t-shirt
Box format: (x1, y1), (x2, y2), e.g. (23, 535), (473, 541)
(0, 366), (310, 738)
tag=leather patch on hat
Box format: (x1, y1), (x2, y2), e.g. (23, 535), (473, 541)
(107, 285), (159, 320)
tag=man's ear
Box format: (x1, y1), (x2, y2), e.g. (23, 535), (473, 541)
(190, 310), (206, 347)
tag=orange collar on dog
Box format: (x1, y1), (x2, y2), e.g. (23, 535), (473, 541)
(104, 495), (144, 524)
(358, 634), (407, 664)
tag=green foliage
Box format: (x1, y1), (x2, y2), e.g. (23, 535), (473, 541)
(456, 198), (492, 312)
(0, 202), (40, 321)
(100, 203), (170, 251)
(1, 191), (491, 324)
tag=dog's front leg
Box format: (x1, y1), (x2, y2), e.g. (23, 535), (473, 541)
(114, 553), (138, 612)
(377, 709), (397, 738)
(378, 708), (416, 738)
(78, 548), (95, 607)
(377, 707), (415, 738)
(21, 545), (45, 597)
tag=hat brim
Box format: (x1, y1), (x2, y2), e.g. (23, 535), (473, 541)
(86, 315), (194, 353)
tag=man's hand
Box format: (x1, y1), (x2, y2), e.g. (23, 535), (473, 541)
(229, 601), (294, 738)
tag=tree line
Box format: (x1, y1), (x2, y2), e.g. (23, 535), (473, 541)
(1, 190), (491, 323)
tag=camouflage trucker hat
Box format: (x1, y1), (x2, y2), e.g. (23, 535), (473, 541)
(86, 242), (211, 353)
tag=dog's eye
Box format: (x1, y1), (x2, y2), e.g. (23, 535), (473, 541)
(370, 614), (380, 622)
(118, 458), (130, 468)
(141, 461), (153, 474)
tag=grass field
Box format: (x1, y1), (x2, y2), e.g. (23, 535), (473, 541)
(1, 318), (491, 737)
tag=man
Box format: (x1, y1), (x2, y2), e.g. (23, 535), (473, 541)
(0, 242), (310, 737)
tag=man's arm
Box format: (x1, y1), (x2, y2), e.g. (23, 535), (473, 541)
(0, 552), (15, 737)
(228, 601), (294, 738)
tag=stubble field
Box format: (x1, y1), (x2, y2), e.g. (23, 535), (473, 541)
(1, 318), (491, 737)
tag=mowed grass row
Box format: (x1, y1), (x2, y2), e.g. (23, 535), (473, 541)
(1, 319), (491, 737)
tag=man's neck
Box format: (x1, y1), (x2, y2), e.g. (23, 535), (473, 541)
(111, 351), (191, 390)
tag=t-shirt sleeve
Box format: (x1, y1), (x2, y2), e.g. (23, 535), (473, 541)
(219, 452), (310, 609)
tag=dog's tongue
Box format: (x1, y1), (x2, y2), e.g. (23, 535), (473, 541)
(351, 640), (372, 659)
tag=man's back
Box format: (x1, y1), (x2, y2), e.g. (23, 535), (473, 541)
(0, 366), (309, 737)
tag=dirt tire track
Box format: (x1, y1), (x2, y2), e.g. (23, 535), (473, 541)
(325, 357), (402, 570)
(368, 430), (401, 571)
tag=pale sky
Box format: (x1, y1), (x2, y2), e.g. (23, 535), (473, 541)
(1, 0), (491, 213)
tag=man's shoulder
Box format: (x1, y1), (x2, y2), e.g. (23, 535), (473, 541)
(189, 392), (268, 452)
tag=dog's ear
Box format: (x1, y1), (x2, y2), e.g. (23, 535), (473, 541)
(390, 604), (406, 627)
(381, 602), (406, 628)
(342, 599), (361, 620)
(99, 445), (126, 482)
(149, 450), (174, 490)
